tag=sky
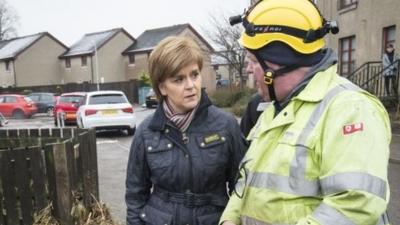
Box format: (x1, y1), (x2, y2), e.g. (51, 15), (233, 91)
(9, 0), (249, 46)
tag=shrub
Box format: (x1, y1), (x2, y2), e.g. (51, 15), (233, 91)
(231, 94), (252, 117)
(138, 70), (151, 87)
(210, 87), (255, 116)
(21, 89), (32, 95)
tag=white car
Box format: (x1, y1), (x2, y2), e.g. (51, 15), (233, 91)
(76, 90), (136, 135)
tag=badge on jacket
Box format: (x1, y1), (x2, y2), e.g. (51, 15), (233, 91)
(343, 122), (363, 135)
(204, 134), (221, 144)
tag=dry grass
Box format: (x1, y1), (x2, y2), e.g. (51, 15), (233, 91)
(33, 203), (60, 225)
(33, 194), (120, 225)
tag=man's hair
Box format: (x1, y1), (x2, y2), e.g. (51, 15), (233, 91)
(387, 43), (394, 48)
(148, 36), (204, 98)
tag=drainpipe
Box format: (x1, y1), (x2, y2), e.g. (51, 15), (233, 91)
(91, 55), (94, 84)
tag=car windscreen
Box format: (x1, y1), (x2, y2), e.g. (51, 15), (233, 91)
(24, 97), (33, 103)
(60, 96), (84, 103)
(88, 94), (127, 105)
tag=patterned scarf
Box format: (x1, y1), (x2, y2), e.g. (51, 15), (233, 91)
(163, 99), (199, 132)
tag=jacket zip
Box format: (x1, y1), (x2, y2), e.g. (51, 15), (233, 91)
(182, 131), (193, 192)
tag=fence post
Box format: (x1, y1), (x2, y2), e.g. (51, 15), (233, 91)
(0, 150), (18, 225)
(88, 129), (99, 200)
(44, 142), (73, 225)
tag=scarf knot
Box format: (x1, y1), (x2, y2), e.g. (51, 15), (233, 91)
(163, 100), (198, 132)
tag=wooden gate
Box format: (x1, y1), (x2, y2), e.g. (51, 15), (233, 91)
(0, 128), (98, 225)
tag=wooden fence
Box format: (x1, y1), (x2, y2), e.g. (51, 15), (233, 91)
(0, 128), (98, 225)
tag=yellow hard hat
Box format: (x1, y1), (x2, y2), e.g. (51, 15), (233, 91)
(239, 0), (327, 54)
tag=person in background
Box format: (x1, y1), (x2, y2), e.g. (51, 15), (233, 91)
(382, 43), (399, 95)
(220, 0), (391, 224)
(125, 36), (247, 225)
(239, 93), (264, 137)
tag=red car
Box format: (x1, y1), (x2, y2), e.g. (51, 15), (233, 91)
(0, 94), (38, 118)
(53, 92), (86, 124)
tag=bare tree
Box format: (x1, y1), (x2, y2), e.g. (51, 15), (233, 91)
(202, 11), (247, 88)
(0, 0), (18, 40)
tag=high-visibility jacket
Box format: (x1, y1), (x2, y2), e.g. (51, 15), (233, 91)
(220, 65), (391, 225)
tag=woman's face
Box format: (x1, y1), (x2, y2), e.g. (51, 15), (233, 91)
(159, 63), (202, 113)
(386, 46), (394, 53)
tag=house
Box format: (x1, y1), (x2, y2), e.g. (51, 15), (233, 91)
(123, 24), (217, 93)
(211, 52), (252, 89)
(59, 28), (135, 84)
(0, 32), (68, 88)
(317, 0), (400, 76)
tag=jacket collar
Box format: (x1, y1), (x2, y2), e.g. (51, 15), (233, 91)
(277, 49), (337, 110)
(294, 65), (337, 102)
(148, 89), (212, 131)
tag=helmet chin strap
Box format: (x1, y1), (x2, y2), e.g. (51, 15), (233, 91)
(250, 50), (298, 114)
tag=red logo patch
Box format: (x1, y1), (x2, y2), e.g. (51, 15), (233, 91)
(343, 122), (364, 135)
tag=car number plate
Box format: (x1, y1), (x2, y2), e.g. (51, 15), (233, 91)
(65, 112), (76, 119)
(101, 109), (117, 115)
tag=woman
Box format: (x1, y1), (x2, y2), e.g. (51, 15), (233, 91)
(382, 44), (399, 95)
(125, 36), (247, 225)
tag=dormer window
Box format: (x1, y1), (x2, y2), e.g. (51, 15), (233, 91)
(5, 60), (10, 71)
(338, 0), (357, 11)
(65, 58), (71, 68)
(81, 56), (87, 67)
(129, 54), (135, 64)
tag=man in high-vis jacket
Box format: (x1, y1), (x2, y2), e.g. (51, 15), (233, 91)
(221, 0), (392, 225)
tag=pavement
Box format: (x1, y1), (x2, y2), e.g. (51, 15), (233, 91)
(389, 116), (400, 163)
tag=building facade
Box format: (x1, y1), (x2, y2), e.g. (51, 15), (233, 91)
(317, 0), (400, 76)
(0, 33), (67, 87)
(60, 28), (135, 85)
(123, 24), (217, 93)
(249, 0), (399, 76)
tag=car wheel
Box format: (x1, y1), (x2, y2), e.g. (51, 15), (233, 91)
(46, 107), (54, 117)
(12, 109), (26, 119)
(127, 127), (136, 136)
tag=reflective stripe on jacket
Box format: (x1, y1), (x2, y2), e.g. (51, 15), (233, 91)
(220, 65), (391, 225)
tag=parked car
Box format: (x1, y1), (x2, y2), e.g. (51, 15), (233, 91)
(0, 94), (37, 118)
(27, 92), (57, 116)
(145, 88), (158, 108)
(53, 92), (86, 125)
(76, 91), (136, 135)
(216, 79), (230, 88)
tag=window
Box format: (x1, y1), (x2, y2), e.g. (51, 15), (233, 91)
(5, 96), (17, 103)
(42, 94), (54, 101)
(338, 0), (357, 10)
(213, 65), (219, 70)
(339, 36), (356, 76)
(382, 26), (396, 53)
(81, 56), (87, 67)
(28, 95), (39, 101)
(89, 94), (127, 105)
(5, 60), (10, 71)
(65, 58), (71, 68)
(128, 54), (135, 64)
